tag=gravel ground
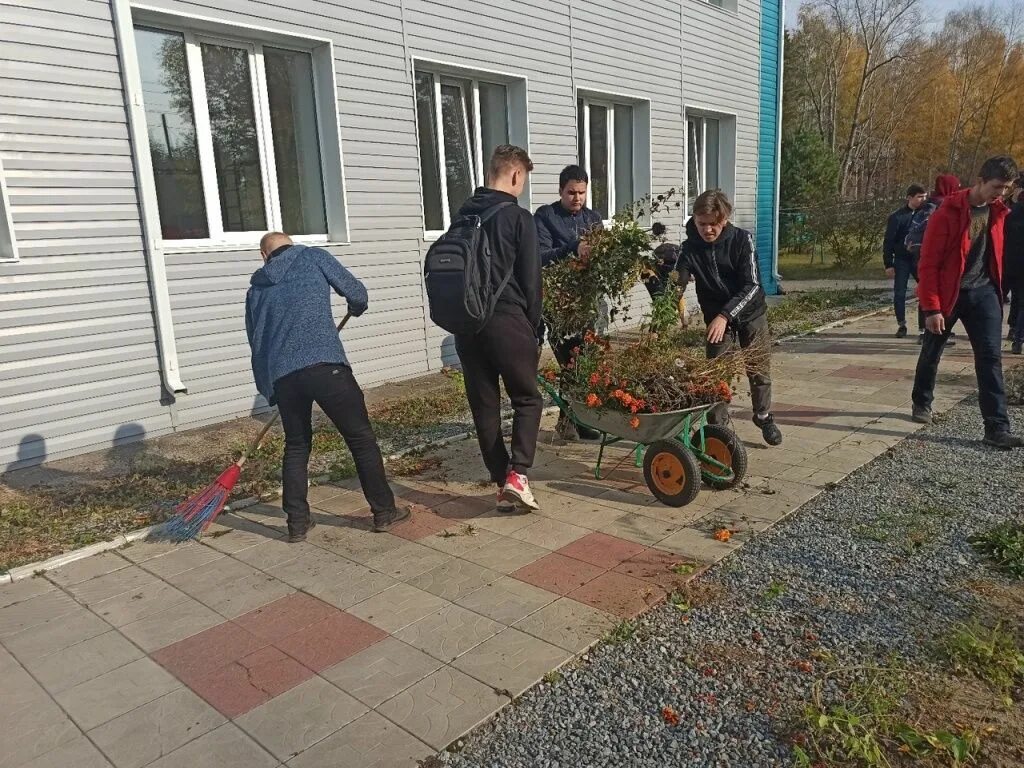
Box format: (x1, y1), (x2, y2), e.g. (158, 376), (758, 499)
(440, 397), (1024, 768)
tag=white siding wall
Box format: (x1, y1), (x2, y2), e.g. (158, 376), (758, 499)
(0, 0), (765, 469)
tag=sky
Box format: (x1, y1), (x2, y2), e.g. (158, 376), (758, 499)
(784, 0), (970, 30)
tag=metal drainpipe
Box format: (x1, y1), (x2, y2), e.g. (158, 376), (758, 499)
(110, 0), (188, 395)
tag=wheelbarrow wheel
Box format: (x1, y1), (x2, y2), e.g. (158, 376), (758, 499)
(695, 424), (748, 489)
(643, 440), (701, 507)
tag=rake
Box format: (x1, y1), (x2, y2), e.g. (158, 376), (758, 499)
(149, 313), (352, 542)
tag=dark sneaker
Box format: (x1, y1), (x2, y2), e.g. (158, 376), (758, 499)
(754, 414), (783, 446)
(911, 404), (933, 424)
(1008, 329), (1015, 341)
(288, 517), (316, 543)
(372, 506), (411, 532)
(895, 325), (908, 338)
(1012, 342), (1022, 355)
(983, 432), (1024, 450)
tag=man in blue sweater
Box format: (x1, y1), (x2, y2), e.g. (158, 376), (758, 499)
(245, 232), (407, 542)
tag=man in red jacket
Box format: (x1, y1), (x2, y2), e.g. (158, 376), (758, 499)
(911, 155), (1022, 449)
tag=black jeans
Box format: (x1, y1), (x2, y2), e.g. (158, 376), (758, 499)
(912, 284), (1010, 434)
(706, 312), (773, 420)
(275, 364), (396, 532)
(893, 255), (925, 330)
(1009, 279), (1023, 342)
(456, 307), (543, 483)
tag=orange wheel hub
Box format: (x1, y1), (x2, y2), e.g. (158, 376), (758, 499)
(702, 438), (732, 477)
(650, 452), (687, 495)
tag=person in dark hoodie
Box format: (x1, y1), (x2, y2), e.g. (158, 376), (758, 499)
(675, 189), (783, 446)
(911, 155), (1022, 449)
(454, 145), (545, 513)
(906, 173), (962, 346)
(883, 183), (928, 337)
(535, 165), (604, 441)
(245, 232), (407, 542)
(1004, 176), (1024, 353)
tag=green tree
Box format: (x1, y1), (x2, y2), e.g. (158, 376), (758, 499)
(781, 129), (840, 210)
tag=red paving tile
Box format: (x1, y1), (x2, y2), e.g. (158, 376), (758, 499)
(433, 496), (491, 520)
(152, 620), (268, 680)
(275, 611), (387, 671)
(392, 486), (460, 509)
(567, 570), (667, 618)
(388, 508), (452, 541)
(557, 532), (647, 569)
(187, 646), (314, 718)
(612, 548), (703, 591)
(511, 553), (606, 596)
(234, 593), (338, 643)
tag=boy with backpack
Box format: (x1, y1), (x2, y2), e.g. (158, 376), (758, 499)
(424, 145), (544, 512)
(674, 189), (783, 446)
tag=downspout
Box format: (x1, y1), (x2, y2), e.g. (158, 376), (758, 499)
(772, 0), (785, 285)
(110, 0), (187, 395)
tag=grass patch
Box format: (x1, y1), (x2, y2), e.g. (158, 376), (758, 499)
(851, 504), (943, 555)
(970, 522), (1024, 578)
(777, 247), (882, 282)
(542, 670), (563, 685)
(763, 580), (788, 601)
(942, 620), (1024, 702)
(605, 619), (638, 645)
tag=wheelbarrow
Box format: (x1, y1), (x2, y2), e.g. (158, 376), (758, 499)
(538, 376), (747, 507)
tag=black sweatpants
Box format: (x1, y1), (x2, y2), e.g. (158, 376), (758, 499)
(706, 312), (773, 420)
(274, 364), (396, 534)
(456, 307), (543, 483)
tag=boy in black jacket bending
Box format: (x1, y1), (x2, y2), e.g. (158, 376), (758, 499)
(674, 190), (783, 446)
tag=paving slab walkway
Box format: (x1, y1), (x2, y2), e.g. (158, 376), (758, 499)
(0, 312), (994, 768)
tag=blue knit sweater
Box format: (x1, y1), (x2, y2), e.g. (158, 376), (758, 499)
(245, 244), (367, 405)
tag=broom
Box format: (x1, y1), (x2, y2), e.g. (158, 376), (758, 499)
(150, 313), (352, 542)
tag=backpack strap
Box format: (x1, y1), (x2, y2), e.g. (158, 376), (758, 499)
(478, 201), (518, 306)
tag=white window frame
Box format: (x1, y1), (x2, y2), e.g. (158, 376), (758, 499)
(684, 106), (737, 213)
(412, 59), (530, 239)
(0, 156), (17, 263)
(577, 92), (651, 223)
(129, 7), (349, 252)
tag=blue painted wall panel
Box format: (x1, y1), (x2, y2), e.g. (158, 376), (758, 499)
(757, 0), (782, 294)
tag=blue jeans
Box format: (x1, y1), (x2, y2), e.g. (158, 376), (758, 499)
(893, 255), (923, 329)
(912, 284), (1010, 434)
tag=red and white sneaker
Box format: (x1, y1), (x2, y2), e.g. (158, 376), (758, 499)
(502, 470), (539, 511)
(496, 490), (516, 514)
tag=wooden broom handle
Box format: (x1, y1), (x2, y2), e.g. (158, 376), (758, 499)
(237, 313), (352, 467)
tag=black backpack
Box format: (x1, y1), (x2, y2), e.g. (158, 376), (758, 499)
(424, 202), (515, 335)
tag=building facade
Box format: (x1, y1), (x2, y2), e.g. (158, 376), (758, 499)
(0, 0), (784, 469)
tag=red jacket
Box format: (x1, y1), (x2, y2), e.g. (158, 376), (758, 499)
(918, 188), (1009, 317)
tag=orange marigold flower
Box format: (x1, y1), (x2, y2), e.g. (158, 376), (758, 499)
(612, 389), (625, 400)
(586, 393), (601, 408)
(589, 373), (600, 385)
(621, 393), (634, 406)
(630, 403), (640, 414)
(544, 370), (557, 382)
(713, 528), (732, 542)
(630, 416), (641, 429)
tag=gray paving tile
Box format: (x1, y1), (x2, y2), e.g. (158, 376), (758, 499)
(66, 567), (159, 607)
(117, 539), (181, 564)
(321, 637), (442, 708)
(461, 536), (551, 574)
(235, 676), (367, 761)
(264, 547), (362, 591)
(0, 589), (80, 638)
(509, 517), (589, 550)
(230, 537), (311, 571)
(364, 542), (454, 580)
(316, 526), (407, 564)
(90, 580), (192, 628)
(393, 604), (502, 663)
(419, 525), (503, 557)
(0, 576), (55, 610)
(118, 597), (223, 653)
(454, 576), (558, 625)
(55, 657), (182, 731)
(17, 734), (113, 768)
(512, 597), (617, 653)
(0, 670), (80, 768)
(347, 583), (449, 633)
(1, 608), (110, 663)
(88, 688), (225, 768)
(24, 630), (143, 694)
(377, 666), (505, 751)
(198, 573), (295, 619)
(46, 552), (131, 587)
(201, 519), (282, 555)
(286, 710), (429, 768)
(137, 545), (225, 579)
(147, 723), (277, 768)
(165, 558), (260, 597)
(407, 558), (500, 602)
(301, 563), (396, 610)
(452, 627), (571, 696)
(598, 513), (680, 546)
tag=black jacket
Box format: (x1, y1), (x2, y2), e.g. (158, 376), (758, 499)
(674, 219), (767, 325)
(1005, 199), (1024, 283)
(534, 201), (603, 267)
(457, 188), (542, 329)
(883, 204), (916, 268)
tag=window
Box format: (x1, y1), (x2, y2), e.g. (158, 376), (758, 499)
(415, 68), (511, 232)
(687, 115), (721, 206)
(577, 96), (643, 220)
(0, 159), (16, 262)
(133, 24), (332, 245)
